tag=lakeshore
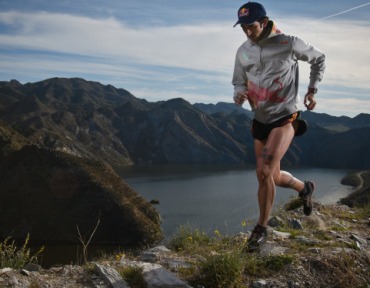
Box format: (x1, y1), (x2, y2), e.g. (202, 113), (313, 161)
(340, 170), (370, 206)
(0, 170), (369, 287)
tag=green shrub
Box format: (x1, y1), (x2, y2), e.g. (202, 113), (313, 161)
(168, 224), (211, 252)
(244, 254), (293, 276)
(119, 266), (146, 288)
(194, 251), (245, 288)
(284, 197), (304, 211)
(0, 234), (44, 269)
(263, 254), (293, 271)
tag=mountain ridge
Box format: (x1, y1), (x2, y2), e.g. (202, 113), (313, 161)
(0, 77), (369, 169)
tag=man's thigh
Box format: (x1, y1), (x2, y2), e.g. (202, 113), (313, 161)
(263, 124), (295, 165)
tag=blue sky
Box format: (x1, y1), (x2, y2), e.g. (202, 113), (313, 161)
(0, 1), (369, 117)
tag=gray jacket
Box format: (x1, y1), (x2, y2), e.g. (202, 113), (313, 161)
(232, 22), (325, 124)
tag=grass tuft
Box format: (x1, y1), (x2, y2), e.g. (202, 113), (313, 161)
(0, 234), (44, 269)
(167, 224), (211, 253)
(193, 251), (245, 288)
(118, 266), (146, 288)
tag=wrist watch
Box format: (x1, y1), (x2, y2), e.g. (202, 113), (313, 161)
(307, 87), (318, 94)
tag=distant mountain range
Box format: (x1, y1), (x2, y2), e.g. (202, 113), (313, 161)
(1, 77), (369, 169)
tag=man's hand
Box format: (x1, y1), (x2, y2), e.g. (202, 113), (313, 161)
(233, 91), (248, 106)
(304, 92), (316, 110)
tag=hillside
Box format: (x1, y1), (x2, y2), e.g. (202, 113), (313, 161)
(0, 121), (162, 246)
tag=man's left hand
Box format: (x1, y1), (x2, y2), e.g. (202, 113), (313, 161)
(304, 93), (316, 110)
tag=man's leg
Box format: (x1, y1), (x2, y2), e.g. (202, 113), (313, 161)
(255, 123), (295, 227)
(274, 169), (305, 192)
(272, 143), (315, 216)
(246, 124), (296, 251)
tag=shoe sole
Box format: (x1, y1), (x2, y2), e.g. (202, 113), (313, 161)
(244, 236), (267, 253)
(303, 181), (315, 216)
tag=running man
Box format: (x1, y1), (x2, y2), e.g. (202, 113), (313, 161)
(232, 2), (326, 251)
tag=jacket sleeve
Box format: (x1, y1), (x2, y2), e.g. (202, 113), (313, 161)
(292, 36), (326, 89)
(232, 46), (248, 98)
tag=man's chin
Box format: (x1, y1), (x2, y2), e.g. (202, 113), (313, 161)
(248, 36), (258, 43)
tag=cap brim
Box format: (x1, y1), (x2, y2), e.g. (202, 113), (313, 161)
(233, 18), (259, 27)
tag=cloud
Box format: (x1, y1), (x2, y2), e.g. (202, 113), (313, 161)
(280, 18), (370, 90)
(0, 10), (369, 117)
(318, 97), (370, 117)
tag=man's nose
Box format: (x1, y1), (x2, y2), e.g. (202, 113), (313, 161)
(245, 29), (252, 36)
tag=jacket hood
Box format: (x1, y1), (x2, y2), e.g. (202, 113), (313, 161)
(262, 20), (282, 40)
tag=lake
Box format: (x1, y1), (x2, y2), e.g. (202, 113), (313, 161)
(38, 165), (353, 267)
(117, 165), (354, 238)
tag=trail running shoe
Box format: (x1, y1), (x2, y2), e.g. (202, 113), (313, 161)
(300, 181), (315, 216)
(245, 224), (267, 252)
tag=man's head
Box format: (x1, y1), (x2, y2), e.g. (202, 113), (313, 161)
(234, 2), (268, 42)
(233, 2), (267, 27)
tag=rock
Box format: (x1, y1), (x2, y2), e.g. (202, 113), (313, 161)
(0, 268), (13, 274)
(94, 263), (130, 288)
(139, 246), (171, 262)
(253, 279), (268, 287)
(24, 263), (42, 272)
(288, 218), (303, 230)
(350, 233), (368, 245)
(303, 213), (327, 230)
(166, 259), (192, 272)
(8, 276), (19, 286)
(295, 236), (321, 245)
(307, 248), (322, 254)
(268, 216), (284, 228)
(332, 247), (354, 254)
(20, 269), (30, 276)
(122, 261), (191, 288)
(142, 263), (192, 288)
(260, 243), (289, 256)
(288, 280), (301, 288)
(272, 230), (291, 239)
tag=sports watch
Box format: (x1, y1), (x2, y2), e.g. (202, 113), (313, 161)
(307, 87), (318, 94)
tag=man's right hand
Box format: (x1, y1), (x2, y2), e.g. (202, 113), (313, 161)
(233, 91), (248, 106)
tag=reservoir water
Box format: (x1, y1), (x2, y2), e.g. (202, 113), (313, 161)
(117, 165), (354, 238)
(38, 165), (353, 267)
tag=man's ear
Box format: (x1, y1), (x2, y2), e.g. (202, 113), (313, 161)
(262, 18), (268, 28)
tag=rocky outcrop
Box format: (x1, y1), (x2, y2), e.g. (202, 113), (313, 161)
(0, 122), (162, 246)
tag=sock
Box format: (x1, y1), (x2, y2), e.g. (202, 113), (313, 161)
(299, 182), (307, 198)
(255, 224), (268, 234)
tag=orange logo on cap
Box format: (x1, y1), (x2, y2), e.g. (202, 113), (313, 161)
(239, 8), (250, 17)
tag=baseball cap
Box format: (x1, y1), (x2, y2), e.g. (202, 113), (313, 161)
(233, 2), (267, 27)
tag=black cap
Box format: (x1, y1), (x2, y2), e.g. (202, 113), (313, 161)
(233, 2), (267, 27)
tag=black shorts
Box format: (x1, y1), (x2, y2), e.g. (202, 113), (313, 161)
(252, 112), (307, 141)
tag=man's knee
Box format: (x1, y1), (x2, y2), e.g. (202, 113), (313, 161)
(256, 165), (273, 183)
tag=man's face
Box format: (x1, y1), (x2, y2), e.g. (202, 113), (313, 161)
(241, 21), (264, 43)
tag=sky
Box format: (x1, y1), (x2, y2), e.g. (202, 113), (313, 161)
(0, 0), (369, 117)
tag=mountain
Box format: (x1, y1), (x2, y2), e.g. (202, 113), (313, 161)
(193, 101), (254, 118)
(0, 78), (253, 166)
(0, 77), (369, 169)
